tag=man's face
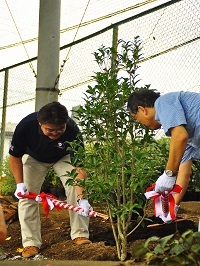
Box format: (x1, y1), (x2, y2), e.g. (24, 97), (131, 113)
(131, 106), (161, 130)
(39, 123), (66, 140)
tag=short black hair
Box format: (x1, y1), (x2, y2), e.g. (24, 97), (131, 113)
(37, 101), (69, 125)
(127, 88), (160, 114)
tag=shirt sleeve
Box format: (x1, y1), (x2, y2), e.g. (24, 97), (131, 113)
(9, 124), (28, 157)
(154, 92), (187, 136)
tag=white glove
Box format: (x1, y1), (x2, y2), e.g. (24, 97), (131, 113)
(77, 199), (93, 217)
(155, 171), (176, 193)
(35, 195), (42, 202)
(159, 204), (180, 223)
(14, 183), (29, 199)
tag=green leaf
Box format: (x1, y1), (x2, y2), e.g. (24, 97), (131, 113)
(154, 245), (165, 255)
(144, 236), (160, 248)
(159, 234), (174, 249)
(181, 229), (193, 238)
(170, 244), (185, 255)
(191, 243), (200, 253)
(131, 242), (147, 259)
(187, 254), (197, 264)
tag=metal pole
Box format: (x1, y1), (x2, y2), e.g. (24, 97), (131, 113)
(0, 69), (9, 161)
(35, 0), (61, 111)
(111, 25), (118, 74)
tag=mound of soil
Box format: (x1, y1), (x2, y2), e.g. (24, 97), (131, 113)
(0, 197), (199, 263)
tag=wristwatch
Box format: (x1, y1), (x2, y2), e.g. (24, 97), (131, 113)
(165, 170), (178, 177)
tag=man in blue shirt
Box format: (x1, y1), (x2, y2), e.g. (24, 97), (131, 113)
(127, 88), (200, 222)
(9, 101), (92, 258)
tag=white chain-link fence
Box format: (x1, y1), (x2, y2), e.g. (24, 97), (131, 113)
(0, 0), (200, 157)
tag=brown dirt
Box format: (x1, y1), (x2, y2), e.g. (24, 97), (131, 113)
(0, 197), (199, 264)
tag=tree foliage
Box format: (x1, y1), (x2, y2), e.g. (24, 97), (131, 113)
(66, 37), (167, 260)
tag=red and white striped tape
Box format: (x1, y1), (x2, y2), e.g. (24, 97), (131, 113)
(144, 184), (182, 220)
(17, 191), (108, 220)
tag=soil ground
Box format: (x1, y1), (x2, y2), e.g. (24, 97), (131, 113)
(0, 196), (200, 265)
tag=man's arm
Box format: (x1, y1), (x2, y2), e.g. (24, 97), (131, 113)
(0, 204), (7, 244)
(155, 125), (188, 193)
(166, 125), (188, 173)
(9, 155), (28, 199)
(74, 167), (87, 200)
(9, 155), (23, 184)
(73, 167), (93, 217)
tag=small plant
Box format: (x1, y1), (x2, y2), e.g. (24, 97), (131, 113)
(41, 167), (65, 199)
(42, 167), (62, 190)
(131, 229), (200, 265)
(0, 156), (15, 195)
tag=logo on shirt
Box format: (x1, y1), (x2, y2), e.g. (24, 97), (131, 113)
(55, 142), (65, 149)
(9, 144), (14, 151)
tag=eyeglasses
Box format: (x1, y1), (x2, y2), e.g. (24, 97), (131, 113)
(131, 113), (138, 121)
(41, 125), (66, 134)
(129, 108), (139, 121)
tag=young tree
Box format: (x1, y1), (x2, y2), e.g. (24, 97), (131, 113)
(67, 37), (167, 260)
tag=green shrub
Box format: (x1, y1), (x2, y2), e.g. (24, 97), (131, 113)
(41, 166), (62, 191)
(131, 229), (200, 265)
(188, 160), (200, 192)
(0, 156), (15, 195)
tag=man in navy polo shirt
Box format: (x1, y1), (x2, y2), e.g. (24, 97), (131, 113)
(127, 89), (200, 223)
(9, 101), (92, 258)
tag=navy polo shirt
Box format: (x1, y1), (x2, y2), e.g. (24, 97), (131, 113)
(9, 112), (83, 163)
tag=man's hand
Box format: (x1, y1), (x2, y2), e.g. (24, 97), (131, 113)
(155, 171), (176, 192)
(77, 199), (93, 217)
(14, 183), (29, 199)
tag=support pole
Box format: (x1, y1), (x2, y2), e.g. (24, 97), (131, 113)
(35, 0), (61, 111)
(111, 25), (118, 74)
(0, 69), (9, 161)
